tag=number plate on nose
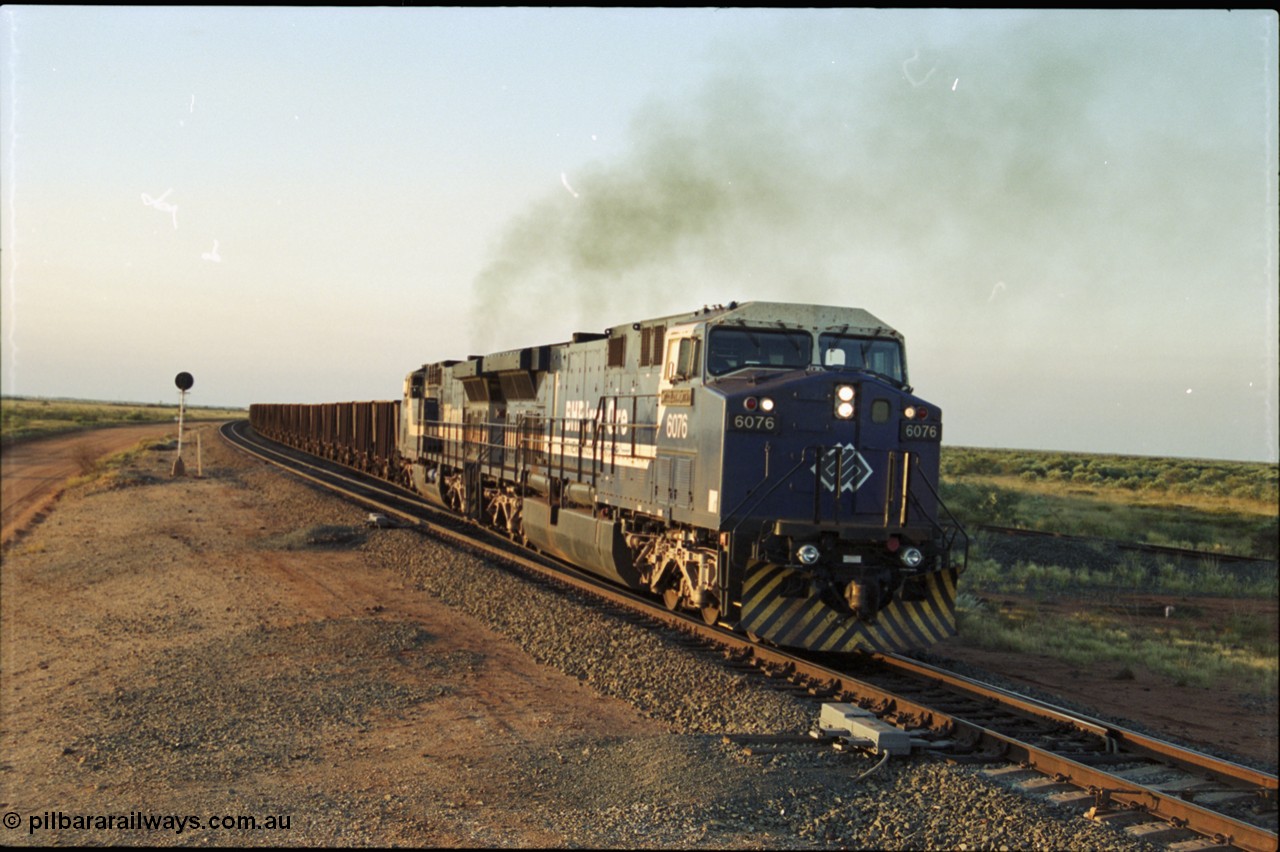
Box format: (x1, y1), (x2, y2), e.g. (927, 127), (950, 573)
(731, 413), (778, 433)
(900, 421), (941, 442)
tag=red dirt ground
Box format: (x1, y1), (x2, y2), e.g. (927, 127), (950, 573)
(938, 593), (1277, 763)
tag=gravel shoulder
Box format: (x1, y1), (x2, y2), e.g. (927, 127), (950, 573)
(1, 425), (1167, 848)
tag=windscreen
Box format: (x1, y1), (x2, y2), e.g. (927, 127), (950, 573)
(707, 327), (813, 376)
(818, 334), (906, 385)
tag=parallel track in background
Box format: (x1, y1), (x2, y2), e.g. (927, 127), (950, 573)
(221, 420), (1277, 852)
(976, 523), (1276, 566)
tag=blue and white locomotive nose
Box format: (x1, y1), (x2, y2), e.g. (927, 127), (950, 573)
(713, 365), (944, 536)
(698, 309), (954, 653)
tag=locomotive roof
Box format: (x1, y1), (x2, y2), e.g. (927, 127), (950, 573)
(606, 301), (901, 340)
(408, 301), (904, 379)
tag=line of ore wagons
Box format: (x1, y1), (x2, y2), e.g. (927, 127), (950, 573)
(249, 401), (401, 480)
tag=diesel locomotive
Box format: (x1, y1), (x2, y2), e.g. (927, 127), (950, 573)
(251, 301), (965, 653)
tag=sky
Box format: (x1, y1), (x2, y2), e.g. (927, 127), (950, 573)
(2, 7), (1276, 463)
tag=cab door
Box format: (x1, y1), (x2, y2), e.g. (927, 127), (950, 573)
(653, 325), (701, 510)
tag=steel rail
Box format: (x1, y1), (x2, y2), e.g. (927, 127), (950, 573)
(874, 651), (1278, 793)
(222, 420), (1277, 852)
(976, 523), (1275, 566)
(755, 647), (1278, 852)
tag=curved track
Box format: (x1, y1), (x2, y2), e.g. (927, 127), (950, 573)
(222, 419), (1278, 851)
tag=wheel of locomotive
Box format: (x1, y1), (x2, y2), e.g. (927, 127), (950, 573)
(662, 586), (681, 612)
(700, 597), (720, 626)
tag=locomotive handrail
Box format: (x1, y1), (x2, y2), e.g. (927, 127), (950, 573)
(722, 445), (820, 536)
(815, 445), (847, 525)
(721, 444), (963, 569)
(594, 398), (613, 476)
(594, 392), (658, 465)
(907, 461), (970, 574)
(414, 414), (659, 481)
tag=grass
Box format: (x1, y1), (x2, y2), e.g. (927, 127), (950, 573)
(956, 595), (1278, 695)
(942, 446), (1278, 509)
(941, 446), (1278, 697)
(941, 448), (1279, 560)
(955, 557), (1276, 695)
(960, 555), (1278, 600)
(1, 396), (245, 445)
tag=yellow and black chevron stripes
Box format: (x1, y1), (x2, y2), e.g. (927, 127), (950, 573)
(739, 563), (957, 653)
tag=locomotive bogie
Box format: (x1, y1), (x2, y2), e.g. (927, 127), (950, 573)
(251, 301), (965, 654)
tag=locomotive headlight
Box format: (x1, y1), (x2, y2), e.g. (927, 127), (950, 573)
(796, 544), (822, 565)
(834, 385), (856, 420)
(900, 547), (924, 568)
(760, 397), (775, 412)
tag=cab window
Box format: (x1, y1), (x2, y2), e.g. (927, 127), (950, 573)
(707, 327), (811, 376)
(666, 336), (701, 382)
(818, 334), (906, 385)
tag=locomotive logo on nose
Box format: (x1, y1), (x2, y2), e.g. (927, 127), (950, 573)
(814, 444), (872, 493)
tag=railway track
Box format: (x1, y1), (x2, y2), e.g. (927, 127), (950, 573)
(221, 420), (1278, 852)
(976, 523), (1276, 567)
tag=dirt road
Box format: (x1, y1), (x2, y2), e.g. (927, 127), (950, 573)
(1, 424), (174, 548)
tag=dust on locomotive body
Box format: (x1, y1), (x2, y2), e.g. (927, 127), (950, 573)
(394, 301), (965, 654)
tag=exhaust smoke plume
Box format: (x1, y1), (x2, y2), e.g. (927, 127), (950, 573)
(467, 11), (1274, 460)
(468, 18), (1068, 334)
